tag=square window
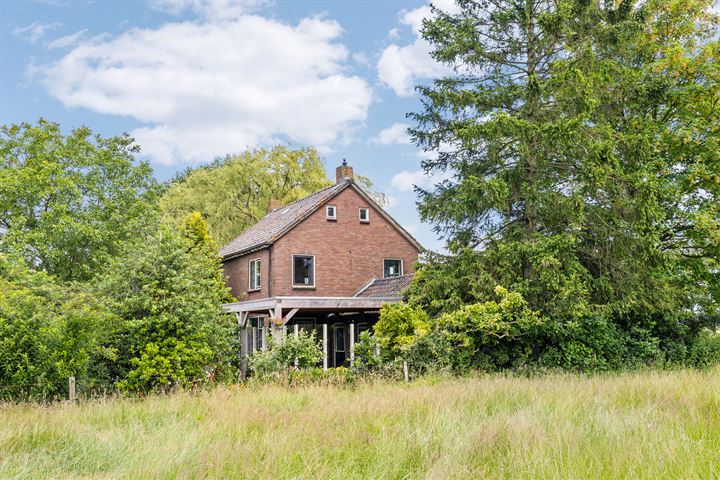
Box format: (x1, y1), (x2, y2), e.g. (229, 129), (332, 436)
(293, 255), (315, 287)
(384, 259), (403, 278)
(326, 205), (337, 220)
(359, 207), (369, 223)
(248, 258), (261, 290)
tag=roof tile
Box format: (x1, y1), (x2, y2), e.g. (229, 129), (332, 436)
(354, 274), (414, 298)
(219, 181), (349, 258)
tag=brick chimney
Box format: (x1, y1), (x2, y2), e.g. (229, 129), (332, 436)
(267, 198), (282, 213)
(336, 158), (354, 184)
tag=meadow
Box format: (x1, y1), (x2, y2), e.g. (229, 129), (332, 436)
(1, 369), (719, 479)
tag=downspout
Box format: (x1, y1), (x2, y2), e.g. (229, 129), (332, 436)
(268, 244), (273, 298)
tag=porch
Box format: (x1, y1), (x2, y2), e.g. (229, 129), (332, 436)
(223, 295), (402, 377)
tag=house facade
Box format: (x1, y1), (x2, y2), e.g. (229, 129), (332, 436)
(220, 161), (421, 375)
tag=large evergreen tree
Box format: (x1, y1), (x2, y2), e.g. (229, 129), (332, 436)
(409, 0), (719, 324)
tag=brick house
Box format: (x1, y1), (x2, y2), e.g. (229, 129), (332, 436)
(221, 161), (421, 374)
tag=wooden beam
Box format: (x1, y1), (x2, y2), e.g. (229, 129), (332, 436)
(322, 323), (328, 371)
(349, 322), (355, 366)
(285, 308), (299, 323)
(240, 318), (248, 380)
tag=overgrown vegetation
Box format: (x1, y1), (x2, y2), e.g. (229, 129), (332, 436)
(3, 371), (720, 479)
(1, 0), (720, 402)
(397, 0), (720, 372)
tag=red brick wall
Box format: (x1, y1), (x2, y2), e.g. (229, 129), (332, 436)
(223, 248), (270, 301)
(270, 186), (419, 297)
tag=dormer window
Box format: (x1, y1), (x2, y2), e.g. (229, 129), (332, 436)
(359, 207), (369, 223)
(326, 205), (337, 220)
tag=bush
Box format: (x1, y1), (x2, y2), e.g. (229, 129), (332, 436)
(95, 218), (234, 394)
(688, 330), (720, 368)
(248, 331), (323, 377)
(0, 256), (113, 400)
(375, 303), (430, 359)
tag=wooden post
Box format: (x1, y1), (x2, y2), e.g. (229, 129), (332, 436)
(293, 323), (300, 367)
(68, 376), (76, 402)
(322, 323), (328, 370)
(349, 322), (355, 366)
(403, 361), (409, 383)
(238, 312), (248, 380)
(262, 317), (270, 350)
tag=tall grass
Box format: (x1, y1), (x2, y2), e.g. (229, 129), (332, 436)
(1, 369), (719, 479)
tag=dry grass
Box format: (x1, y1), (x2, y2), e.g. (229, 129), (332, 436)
(1, 369), (720, 479)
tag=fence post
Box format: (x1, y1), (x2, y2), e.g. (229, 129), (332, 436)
(68, 376), (76, 402)
(403, 361), (409, 383)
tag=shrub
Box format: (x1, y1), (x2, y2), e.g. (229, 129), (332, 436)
(0, 256), (113, 400)
(248, 331), (323, 377)
(688, 330), (720, 368)
(374, 303), (430, 359)
(95, 218), (234, 394)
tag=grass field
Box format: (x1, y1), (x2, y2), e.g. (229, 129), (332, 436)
(1, 369), (719, 479)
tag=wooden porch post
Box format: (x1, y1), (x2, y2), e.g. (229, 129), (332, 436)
(262, 317), (270, 350)
(349, 322), (355, 366)
(322, 323), (328, 370)
(237, 312), (249, 379)
(271, 305), (284, 343)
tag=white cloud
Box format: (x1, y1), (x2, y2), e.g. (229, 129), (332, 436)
(12, 22), (60, 43)
(38, 16), (373, 165)
(377, 0), (459, 96)
(46, 29), (87, 49)
(374, 122), (411, 145)
(149, 0), (271, 20)
(391, 169), (428, 192)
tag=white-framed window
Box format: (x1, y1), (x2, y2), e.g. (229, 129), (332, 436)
(248, 258), (261, 291)
(383, 258), (403, 278)
(326, 205), (337, 220)
(292, 254), (315, 287)
(359, 207), (369, 223)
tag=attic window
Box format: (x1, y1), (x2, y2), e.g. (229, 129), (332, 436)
(359, 207), (369, 223)
(326, 205), (337, 220)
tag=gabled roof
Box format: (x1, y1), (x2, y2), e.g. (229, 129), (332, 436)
(219, 179), (422, 260)
(353, 274), (414, 298)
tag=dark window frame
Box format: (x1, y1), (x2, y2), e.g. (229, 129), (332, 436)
(292, 254), (316, 288)
(383, 258), (403, 278)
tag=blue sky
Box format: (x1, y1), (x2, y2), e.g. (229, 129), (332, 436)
(1, 0), (456, 251)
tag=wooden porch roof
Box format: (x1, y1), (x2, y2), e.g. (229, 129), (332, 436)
(222, 295), (402, 314)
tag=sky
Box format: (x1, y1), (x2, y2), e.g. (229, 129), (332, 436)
(0, 0), (458, 252)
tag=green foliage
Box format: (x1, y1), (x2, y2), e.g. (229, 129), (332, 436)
(95, 224), (233, 394)
(407, 0), (720, 365)
(688, 330), (720, 368)
(0, 119), (159, 282)
(403, 287), (543, 372)
(0, 255), (113, 400)
(375, 303), (430, 358)
(248, 331), (323, 377)
(411, 0), (719, 320)
(352, 331), (383, 373)
(160, 146), (332, 246)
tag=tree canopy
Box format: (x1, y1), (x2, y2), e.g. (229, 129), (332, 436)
(409, 0), (720, 323)
(0, 119), (159, 282)
(159, 146), (333, 246)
